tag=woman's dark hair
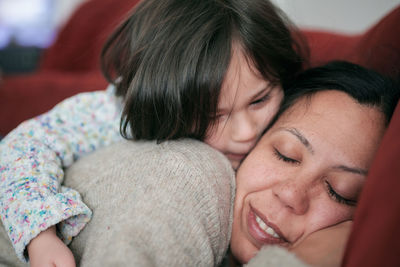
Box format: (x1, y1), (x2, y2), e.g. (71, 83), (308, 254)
(274, 61), (400, 127)
(101, 0), (306, 141)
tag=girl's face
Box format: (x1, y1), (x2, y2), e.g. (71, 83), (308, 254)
(204, 47), (283, 170)
(230, 90), (386, 263)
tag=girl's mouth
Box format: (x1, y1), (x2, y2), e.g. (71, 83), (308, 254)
(226, 153), (246, 161)
(247, 207), (288, 246)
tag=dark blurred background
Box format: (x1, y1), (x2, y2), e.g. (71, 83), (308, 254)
(0, 0), (82, 74)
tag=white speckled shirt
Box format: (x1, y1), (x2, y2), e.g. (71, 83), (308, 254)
(0, 85), (123, 262)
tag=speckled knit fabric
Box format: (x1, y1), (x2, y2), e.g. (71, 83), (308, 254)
(0, 85), (122, 262)
(63, 139), (235, 266)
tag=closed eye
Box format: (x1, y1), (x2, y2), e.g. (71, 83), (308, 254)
(273, 148), (299, 164)
(325, 181), (357, 206)
(250, 91), (271, 106)
(214, 113), (228, 122)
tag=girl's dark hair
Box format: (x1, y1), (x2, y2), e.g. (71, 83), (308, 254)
(101, 0), (306, 141)
(274, 61), (400, 127)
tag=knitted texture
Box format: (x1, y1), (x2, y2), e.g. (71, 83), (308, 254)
(0, 86), (122, 262)
(63, 139), (235, 266)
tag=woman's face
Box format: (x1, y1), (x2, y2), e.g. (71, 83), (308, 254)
(231, 90), (386, 263)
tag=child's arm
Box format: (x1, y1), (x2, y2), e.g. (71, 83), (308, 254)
(0, 87), (122, 262)
(27, 226), (75, 267)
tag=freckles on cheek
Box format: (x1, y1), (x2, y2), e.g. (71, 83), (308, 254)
(237, 147), (278, 193)
(310, 203), (354, 231)
(238, 167), (271, 192)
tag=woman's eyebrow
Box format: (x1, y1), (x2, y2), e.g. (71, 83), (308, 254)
(333, 165), (368, 176)
(284, 127), (314, 154)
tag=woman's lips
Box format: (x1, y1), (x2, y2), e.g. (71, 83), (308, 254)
(247, 207), (288, 246)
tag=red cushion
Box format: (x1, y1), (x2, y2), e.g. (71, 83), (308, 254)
(302, 30), (361, 67)
(40, 0), (140, 72)
(0, 71), (107, 135)
(303, 6), (400, 79)
(356, 6), (400, 78)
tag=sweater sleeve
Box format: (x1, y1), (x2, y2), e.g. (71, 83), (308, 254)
(0, 86), (122, 262)
(63, 139), (235, 267)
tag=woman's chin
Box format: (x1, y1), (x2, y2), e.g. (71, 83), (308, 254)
(230, 242), (258, 264)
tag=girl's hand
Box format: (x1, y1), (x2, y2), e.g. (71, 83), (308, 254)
(290, 221), (352, 267)
(27, 226), (76, 267)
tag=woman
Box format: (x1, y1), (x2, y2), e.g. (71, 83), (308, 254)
(232, 61), (399, 266)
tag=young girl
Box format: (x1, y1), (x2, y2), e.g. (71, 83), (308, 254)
(0, 0), (305, 264)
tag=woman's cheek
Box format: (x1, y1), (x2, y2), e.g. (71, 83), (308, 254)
(305, 200), (355, 237)
(239, 145), (283, 185)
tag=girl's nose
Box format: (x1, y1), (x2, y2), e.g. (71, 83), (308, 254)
(231, 112), (258, 143)
(272, 178), (309, 215)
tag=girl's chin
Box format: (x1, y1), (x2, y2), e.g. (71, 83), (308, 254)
(226, 153), (246, 170)
(228, 159), (240, 170)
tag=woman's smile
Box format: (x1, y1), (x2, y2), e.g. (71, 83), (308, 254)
(247, 205), (288, 246)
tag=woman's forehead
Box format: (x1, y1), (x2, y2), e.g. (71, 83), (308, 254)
(276, 91), (383, 127)
(263, 91), (386, 165)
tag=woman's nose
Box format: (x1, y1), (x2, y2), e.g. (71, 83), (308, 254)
(272, 178), (309, 215)
(231, 112), (258, 143)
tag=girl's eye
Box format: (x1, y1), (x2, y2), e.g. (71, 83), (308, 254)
(215, 113), (227, 122)
(273, 148), (299, 164)
(250, 92), (271, 106)
(325, 181), (357, 206)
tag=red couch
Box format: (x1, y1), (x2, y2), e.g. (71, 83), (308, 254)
(0, 1), (399, 266)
